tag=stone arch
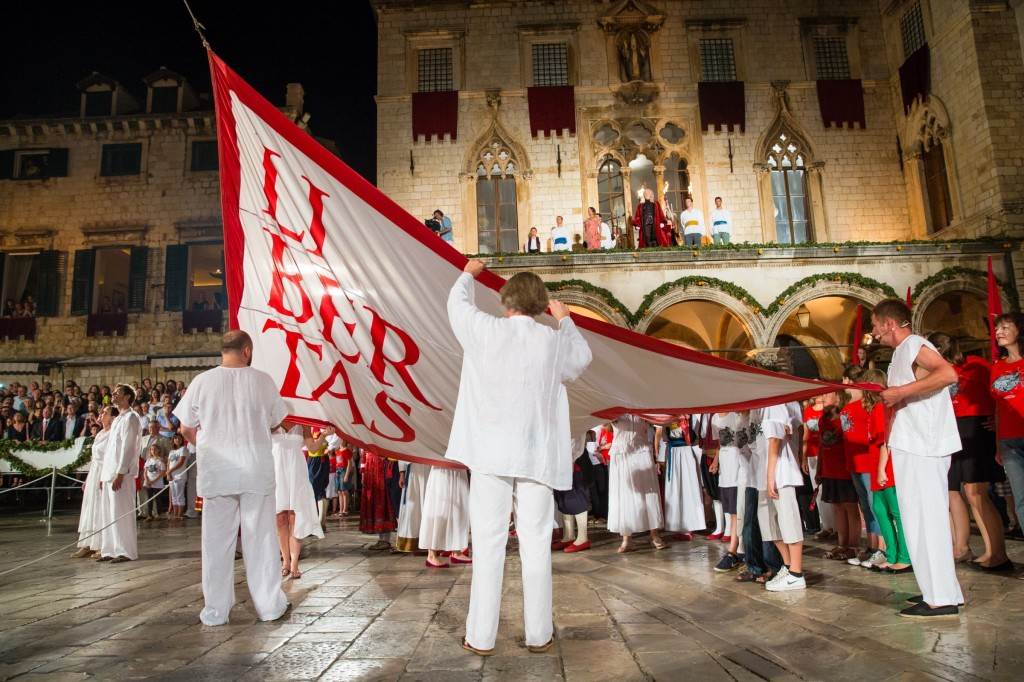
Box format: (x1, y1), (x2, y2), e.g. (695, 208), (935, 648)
(912, 268), (1014, 341)
(763, 275), (892, 344)
(544, 280), (630, 327)
(634, 278), (767, 348)
(901, 95), (951, 156)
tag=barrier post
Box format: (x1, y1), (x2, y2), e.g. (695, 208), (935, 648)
(46, 467), (57, 519)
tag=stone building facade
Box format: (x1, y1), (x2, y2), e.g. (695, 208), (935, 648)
(372, 0), (1024, 378)
(0, 69), (311, 386)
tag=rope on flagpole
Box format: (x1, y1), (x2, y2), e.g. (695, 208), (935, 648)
(182, 0), (211, 50)
(0, 460), (198, 579)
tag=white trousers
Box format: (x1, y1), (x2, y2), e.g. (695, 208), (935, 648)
(892, 449), (963, 607)
(185, 465), (199, 517)
(200, 493), (288, 626)
(100, 478), (138, 560)
(466, 472), (553, 650)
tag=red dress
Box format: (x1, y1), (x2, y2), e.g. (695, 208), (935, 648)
(359, 451), (396, 533)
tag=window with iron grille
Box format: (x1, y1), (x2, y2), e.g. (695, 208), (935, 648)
(900, 1), (925, 58)
(417, 48), (454, 92)
(699, 38), (736, 82)
(814, 36), (851, 79)
(532, 43), (569, 87)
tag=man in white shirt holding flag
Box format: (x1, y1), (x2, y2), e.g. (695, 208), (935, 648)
(447, 260), (592, 655)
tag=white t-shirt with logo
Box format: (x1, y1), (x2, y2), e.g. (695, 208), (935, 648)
(711, 412), (748, 488)
(144, 456), (167, 489)
(886, 334), (962, 458)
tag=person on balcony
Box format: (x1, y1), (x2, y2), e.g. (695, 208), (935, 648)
(711, 196), (733, 245)
(525, 227), (542, 253)
(680, 196), (706, 247)
(550, 215), (571, 252)
(633, 187), (669, 248)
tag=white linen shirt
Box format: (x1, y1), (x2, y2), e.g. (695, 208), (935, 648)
(679, 208), (705, 235)
(173, 366), (289, 497)
(100, 411), (141, 482)
(710, 208), (732, 235)
(886, 334), (962, 457)
(445, 273), (593, 490)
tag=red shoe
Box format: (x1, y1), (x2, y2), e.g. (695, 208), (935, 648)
(564, 541), (591, 553)
(551, 541), (569, 551)
(720, 535), (731, 543)
(707, 533), (723, 540)
(674, 533), (694, 541)
(451, 555), (473, 565)
(425, 559), (450, 568)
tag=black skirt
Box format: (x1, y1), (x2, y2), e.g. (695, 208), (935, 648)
(554, 464), (590, 515)
(821, 477), (858, 504)
(949, 416), (1005, 489)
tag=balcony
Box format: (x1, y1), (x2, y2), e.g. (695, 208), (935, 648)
(0, 316), (36, 342)
(87, 312), (127, 337)
(182, 308), (224, 334)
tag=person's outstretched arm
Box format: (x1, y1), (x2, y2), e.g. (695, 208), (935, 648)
(551, 300), (593, 381)
(447, 260), (495, 348)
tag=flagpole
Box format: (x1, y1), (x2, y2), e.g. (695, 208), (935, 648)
(182, 0), (211, 50)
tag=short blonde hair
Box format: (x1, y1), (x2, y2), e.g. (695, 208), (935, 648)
(500, 272), (549, 317)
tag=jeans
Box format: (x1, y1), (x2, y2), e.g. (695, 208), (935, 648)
(851, 472), (881, 535)
(1000, 438), (1024, 529)
(713, 232), (731, 245)
(740, 487), (783, 575)
(684, 233), (702, 247)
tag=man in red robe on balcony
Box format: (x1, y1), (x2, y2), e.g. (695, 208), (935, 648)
(633, 187), (670, 248)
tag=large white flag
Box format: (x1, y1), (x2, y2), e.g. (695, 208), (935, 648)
(210, 52), (838, 467)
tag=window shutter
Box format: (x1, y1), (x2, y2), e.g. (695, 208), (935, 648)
(128, 246), (149, 312)
(0, 254), (5, 301)
(47, 148), (69, 177)
(0, 150), (14, 180)
(34, 250), (62, 316)
(164, 244), (189, 311)
(70, 249), (95, 315)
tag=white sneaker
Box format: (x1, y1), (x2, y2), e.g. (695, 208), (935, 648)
(765, 566), (789, 587)
(861, 551), (886, 568)
(766, 573), (807, 592)
(846, 554), (864, 566)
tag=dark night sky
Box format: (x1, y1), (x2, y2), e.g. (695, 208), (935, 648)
(1, 1), (379, 182)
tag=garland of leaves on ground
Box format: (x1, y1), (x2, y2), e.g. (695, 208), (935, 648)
(467, 236), (1016, 260)
(911, 266), (1020, 312)
(0, 438), (93, 479)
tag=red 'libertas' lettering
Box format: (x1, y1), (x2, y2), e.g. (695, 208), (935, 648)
(261, 319), (320, 400)
(366, 305), (441, 411)
(264, 228), (314, 323)
(369, 391), (415, 442)
(261, 148), (305, 243)
(317, 273), (361, 363)
(311, 360), (366, 428)
(261, 147), (330, 257)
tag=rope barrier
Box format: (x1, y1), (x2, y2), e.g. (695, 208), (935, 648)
(0, 472), (60, 495)
(0, 460), (198, 579)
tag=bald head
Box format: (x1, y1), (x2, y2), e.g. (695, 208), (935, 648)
(221, 330), (254, 367)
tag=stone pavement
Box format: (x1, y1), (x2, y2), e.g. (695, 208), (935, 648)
(1, 514), (1023, 681)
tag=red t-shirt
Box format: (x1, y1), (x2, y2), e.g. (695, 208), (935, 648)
(802, 404), (823, 459)
(336, 449), (351, 469)
(954, 356), (994, 417)
(841, 400), (885, 475)
(817, 412), (848, 479)
(598, 428), (613, 464)
(991, 358), (1024, 440)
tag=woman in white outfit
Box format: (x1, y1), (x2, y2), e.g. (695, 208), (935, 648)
(657, 420), (706, 539)
(72, 405), (115, 558)
(607, 414), (665, 552)
(272, 422), (324, 579)
(396, 462), (430, 553)
(419, 465), (472, 567)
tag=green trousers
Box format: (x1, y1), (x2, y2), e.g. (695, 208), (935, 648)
(872, 486), (911, 565)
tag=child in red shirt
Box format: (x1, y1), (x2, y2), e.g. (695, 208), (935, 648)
(841, 365), (887, 568)
(816, 404), (859, 561)
(863, 368), (911, 572)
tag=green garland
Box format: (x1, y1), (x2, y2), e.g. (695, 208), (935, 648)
(544, 280), (633, 324)
(633, 276), (764, 325)
(468, 237), (1016, 260)
(0, 437), (94, 479)
(911, 266), (1020, 312)
(765, 273), (898, 316)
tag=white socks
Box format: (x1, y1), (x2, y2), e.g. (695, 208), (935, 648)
(712, 500), (725, 535)
(574, 512), (589, 545)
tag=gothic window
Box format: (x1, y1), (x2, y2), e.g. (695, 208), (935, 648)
(532, 43), (569, 87)
(922, 141), (952, 232)
(900, 1), (926, 58)
(663, 154), (689, 216)
(699, 38), (736, 82)
(475, 142), (519, 253)
(597, 158), (627, 232)
(417, 48), (453, 92)
(766, 133), (812, 244)
(813, 36), (850, 79)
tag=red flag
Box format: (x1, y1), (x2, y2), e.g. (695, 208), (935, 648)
(988, 256), (1003, 361)
(206, 51), (845, 466)
(851, 305), (864, 366)
(906, 287), (913, 310)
